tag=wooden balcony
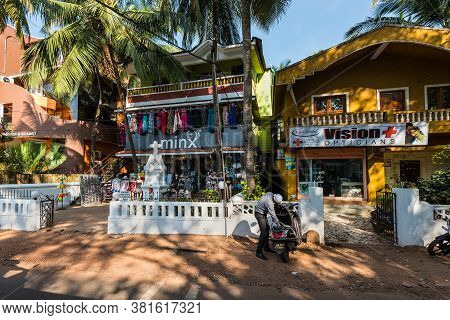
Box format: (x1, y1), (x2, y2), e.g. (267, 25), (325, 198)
(127, 74), (244, 97)
(391, 109), (450, 123)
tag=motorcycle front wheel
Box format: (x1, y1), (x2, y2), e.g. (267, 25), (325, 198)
(428, 239), (449, 256)
(279, 248), (290, 263)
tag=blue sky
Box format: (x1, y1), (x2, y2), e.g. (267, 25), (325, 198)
(28, 0), (374, 67)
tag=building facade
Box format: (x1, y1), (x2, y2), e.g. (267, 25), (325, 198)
(117, 38), (274, 198)
(275, 26), (450, 202)
(0, 26), (119, 173)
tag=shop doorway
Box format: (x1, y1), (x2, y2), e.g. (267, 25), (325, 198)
(298, 159), (364, 199)
(400, 160), (421, 183)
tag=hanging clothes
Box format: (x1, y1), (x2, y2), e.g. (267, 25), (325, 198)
(141, 113), (148, 134)
(228, 103), (237, 127)
(223, 104), (229, 127)
(128, 114), (137, 133)
(208, 107), (215, 132)
(166, 109), (175, 134)
(180, 109), (188, 131)
(160, 110), (167, 134)
(201, 108), (208, 127)
(174, 110), (182, 133)
(192, 109), (203, 128)
(136, 112), (143, 135)
(148, 112), (155, 134)
(155, 112), (161, 131)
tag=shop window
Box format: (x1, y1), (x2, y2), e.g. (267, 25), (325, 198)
(379, 89), (407, 111)
(313, 94), (346, 115)
(426, 85), (450, 110)
(400, 160), (420, 184)
(299, 159), (363, 198)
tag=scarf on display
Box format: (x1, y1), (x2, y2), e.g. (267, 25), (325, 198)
(181, 109), (188, 131)
(147, 112), (155, 133)
(166, 109), (175, 134)
(141, 113), (148, 134)
(136, 112), (143, 135)
(228, 103), (237, 127)
(223, 104), (229, 126)
(160, 110), (167, 134)
(128, 114), (137, 133)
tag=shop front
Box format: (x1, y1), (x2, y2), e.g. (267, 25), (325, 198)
(285, 122), (429, 201)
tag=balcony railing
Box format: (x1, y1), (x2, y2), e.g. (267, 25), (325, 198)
(127, 74), (244, 97)
(292, 109), (450, 127)
(392, 109), (450, 123)
(293, 111), (385, 126)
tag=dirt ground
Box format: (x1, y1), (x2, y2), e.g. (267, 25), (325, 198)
(0, 205), (449, 300)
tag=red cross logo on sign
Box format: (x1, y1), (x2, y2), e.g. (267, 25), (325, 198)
(293, 138), (303, 147)
(382, 126), (398, 138)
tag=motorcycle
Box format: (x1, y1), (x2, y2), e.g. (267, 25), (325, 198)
(427, 215), (450, 256)
(269, 203), (302, 263)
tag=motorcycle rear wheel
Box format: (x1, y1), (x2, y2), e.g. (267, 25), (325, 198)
(428, 239), (449, 256)
(279, 249), (290, 263)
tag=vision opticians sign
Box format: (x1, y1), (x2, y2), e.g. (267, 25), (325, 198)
(289, 122), (429, 148)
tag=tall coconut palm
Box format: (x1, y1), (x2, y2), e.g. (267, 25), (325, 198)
(0, 0), (34, 44)
(241, 0), (292, 191)
(23, 0), (185, 171)
(346, 0), (450, 39)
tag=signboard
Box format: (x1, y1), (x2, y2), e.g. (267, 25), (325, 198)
(285, 156), (296, 171)
(289, 122), (429, 148)
(127, 126), (244, 151)
(1, 131), (37, 137)
(119, 191), (131, 201)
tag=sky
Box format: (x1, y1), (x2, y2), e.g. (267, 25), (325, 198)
(27, 0), (374, 67)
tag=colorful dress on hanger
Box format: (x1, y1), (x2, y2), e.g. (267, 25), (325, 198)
(136, 112), (143, 135)
(166, 110), (174, 134)
(228, 103), (237, 127)
(160, 111), (167, 134)
(223, 104), (229, 126)
(142, 113), (148, 134)
(181, 109), (188, 131)
(148, 112), (155, 133)
(129, 114), (137, 133)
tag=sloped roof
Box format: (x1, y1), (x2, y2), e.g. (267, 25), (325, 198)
(276, 26), (450, 85)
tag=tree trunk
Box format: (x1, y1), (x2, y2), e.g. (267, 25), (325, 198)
(241, 0), (255, 192)
(211, 1), (227, 201)
(90, 73), (103, 170)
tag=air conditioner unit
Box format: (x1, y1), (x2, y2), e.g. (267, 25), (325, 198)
(0, 76), (14, 83)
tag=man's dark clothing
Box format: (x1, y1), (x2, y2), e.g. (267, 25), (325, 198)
(255, 212), (270, 253)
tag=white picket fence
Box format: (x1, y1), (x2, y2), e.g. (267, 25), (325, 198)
(0, 199), (41, 231)
(108, 188), (325, 240)
(0, 182), (80, 203)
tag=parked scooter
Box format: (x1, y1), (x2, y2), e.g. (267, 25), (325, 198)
(427, 215), (450, 256)
(269, 203), (302, 263)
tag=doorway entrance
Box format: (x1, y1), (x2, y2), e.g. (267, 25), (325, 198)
(400, 160), (421, 183)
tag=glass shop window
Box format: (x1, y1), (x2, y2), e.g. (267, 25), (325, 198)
(313, 95), (346, 115)
(427, 85), (450, 110)
(379, 89), (406, 111)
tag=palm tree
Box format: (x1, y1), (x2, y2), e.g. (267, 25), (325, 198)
(241, 0), (292, 191)
(271, 59), (292, 73)
(23, 0), (185, 172)
(173, 0), (292, 193)
(0, 0), (34, 44)
(346, 0), (450, 39)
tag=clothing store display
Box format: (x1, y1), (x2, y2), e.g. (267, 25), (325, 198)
(174, 110), (182, 133)
(187, 109), (194, 129)
(167, 110), (174, 134)
(223, 105), (229, 126)
(160, 111), (167, 134)
(228, 103), (237, 127)
(181, 109), (188, 131)
(142, 114), (148, 134)
(136, 112), (143, 135)
(129, 114), (137, 133)
(201, 108), (208, 127)
(148, 112), (155, 133)
(208, 107), (215, 132)
(112, 177), (121, 193)
(155, 111), (161, 130)
(120, 177), (129, 192)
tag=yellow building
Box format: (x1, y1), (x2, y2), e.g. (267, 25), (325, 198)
(274, 26), (450, 202)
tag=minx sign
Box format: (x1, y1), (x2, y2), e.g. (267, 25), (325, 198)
(289, 122), (429, 148)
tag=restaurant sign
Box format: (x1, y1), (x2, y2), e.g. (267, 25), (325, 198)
(289, 122), (429, 148)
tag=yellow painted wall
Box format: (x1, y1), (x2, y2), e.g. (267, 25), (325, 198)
(282, 50), (450, 120)
(367, 154), (385, 203)
(275, 150), (298, 200)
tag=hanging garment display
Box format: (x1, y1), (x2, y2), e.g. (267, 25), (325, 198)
(142, 113), (148, 134)
(136, 112), (143, 135)
(160, 110), (167, 134)
(173, 110), (182, 133)
(155, 111), (161, 130)
(228, 103), (237, 127)
(201, 108), (208, 127)
(223, 104), (229, 126)
(148, 112), (155, 133)
(166, 109), (175, 134)
(112, 176), (121, 193)
(208, 107), (215, 132)
(129, 114), (137, 133)
(181, 109), (188, 131)
(118, 123), (126, 145)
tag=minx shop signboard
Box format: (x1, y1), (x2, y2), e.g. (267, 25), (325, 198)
(289, 122), (429, 148)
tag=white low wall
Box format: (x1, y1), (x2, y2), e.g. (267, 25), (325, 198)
(393, 188), (449, 247)
(299, 187), (325, 244)
(0, 182), (80, 208)
(108, 188), (325, 239)
(0, 199), (40, 231)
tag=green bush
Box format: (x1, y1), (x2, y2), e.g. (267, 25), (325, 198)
(416, 169), (450, 205)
